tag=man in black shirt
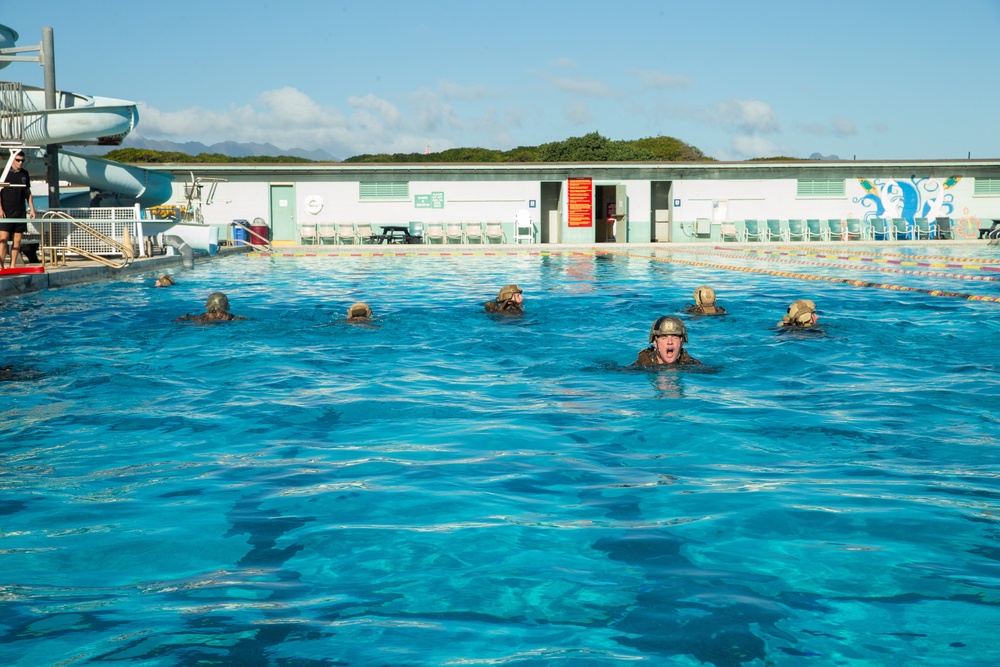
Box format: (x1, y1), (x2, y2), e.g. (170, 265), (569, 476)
(0, 151), (36, 269)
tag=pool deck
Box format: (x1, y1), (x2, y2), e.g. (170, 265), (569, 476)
(0, 239), (992, 299)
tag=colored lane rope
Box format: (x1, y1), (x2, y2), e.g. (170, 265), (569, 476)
(693, 248), (1000, 283)
(728, 247), (1000, 272)
(602, 249), (1000, 303)
(775, 245), (1000, 265)
(248, 250), (597, 258)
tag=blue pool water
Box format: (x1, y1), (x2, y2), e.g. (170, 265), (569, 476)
(2, 245), (1000, 666)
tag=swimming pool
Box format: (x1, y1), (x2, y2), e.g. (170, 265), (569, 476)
(2, 245), (1000, 666)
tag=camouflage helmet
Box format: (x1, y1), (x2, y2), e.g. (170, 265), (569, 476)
(694, 285), (716, 307)
(649, 315), (688, 343)
(156, 274), (175, 286)
(497, 284), (523, 302)
(346, 301), (373, 319)
(205, 292), (231, 313)
(782, 299), (817, 326)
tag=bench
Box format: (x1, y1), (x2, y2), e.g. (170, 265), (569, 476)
(978, 220), (1000, 239)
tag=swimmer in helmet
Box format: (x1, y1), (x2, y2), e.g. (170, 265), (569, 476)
(778, 299), (819, 329)
(633, 316), (701, 367)
(685, 285), (726, 315)
(155, 274), (175, 287)
(175, 292), (246, 322)
(345, 301), (373, 323)
(484, 284), (524, 315)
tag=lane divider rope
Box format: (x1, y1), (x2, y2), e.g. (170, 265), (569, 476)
(725, 247), (1000, 272)
(601, 249), (1000, 303)
(693, 248), (1000, 282)
(775, 245), (1000, 265)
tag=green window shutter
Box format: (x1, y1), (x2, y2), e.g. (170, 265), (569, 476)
(360, 182), (409, 199)
(797, 179), (845, 197)
(974, 178), (1000, 195)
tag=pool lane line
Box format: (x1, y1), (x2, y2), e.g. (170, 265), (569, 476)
(601, 249), (1000, 303)
(690, 248), (1000, 282)
(722, 247), (1000, 272)
(774, 245), (1000, 265)
(717, 250), (1000, 282)
(248, 250), (597, 258)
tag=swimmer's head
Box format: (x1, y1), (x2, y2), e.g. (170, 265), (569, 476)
(346, 301), (373, 320)
(649, 315), (688, 343)
(497, 284), (522, 303)
(155, 274), (174, 287)
(694, 285), (716, 307)
(782, 299), (817, 326)
(205, 292), (230, 313)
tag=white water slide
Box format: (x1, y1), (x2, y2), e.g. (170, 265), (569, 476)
(1, 25), (172, 206)
(7, 85), (173, 207)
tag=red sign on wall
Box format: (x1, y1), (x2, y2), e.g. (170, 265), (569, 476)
(567, 178), (593, 227)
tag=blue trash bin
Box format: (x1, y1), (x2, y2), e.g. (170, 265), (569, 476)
(232, 219), (249, 246)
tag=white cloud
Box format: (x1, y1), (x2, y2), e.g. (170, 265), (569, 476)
(831, 115), (856, 137)
(632, 69), (691, 89)
(437, 80), (504, 101)
(728, 135), (784, 160)
(133, 85), (529, 157)
(552, 57), (577, 69)
(715, 98), (779, 134)
(538, 72), (617, 98)
(566, 100), (591, 125)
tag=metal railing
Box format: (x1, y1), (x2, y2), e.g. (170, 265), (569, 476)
(39, 211), (135, 269)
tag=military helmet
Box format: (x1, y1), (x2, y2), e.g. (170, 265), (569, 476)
(497, 284), (523, 302)
(205, 292), (230, 313)
(783, 299), (816, 326)
(649, 315), (688, 342)
(694, 285), (716, 307)
(157, 274), (174, 286)
(347, 301), (373, 319)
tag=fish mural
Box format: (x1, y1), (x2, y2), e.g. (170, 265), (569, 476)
(854, 176), (959, 238)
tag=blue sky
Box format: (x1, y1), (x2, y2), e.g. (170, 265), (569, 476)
(6, 0), (1000, 161)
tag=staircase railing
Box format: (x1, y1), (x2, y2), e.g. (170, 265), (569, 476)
(40, 211), (135, 269)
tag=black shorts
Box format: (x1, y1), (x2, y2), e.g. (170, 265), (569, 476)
(0, 222), (28, 234)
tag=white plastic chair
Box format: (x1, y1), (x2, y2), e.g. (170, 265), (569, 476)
(299, 224), (318, 245)
(514, 210), (534, 243)
(445, 223), (464, 244)
(720, 223), (743, 242)
(485, 221), (504, 244)
(464, 222), (484, 244)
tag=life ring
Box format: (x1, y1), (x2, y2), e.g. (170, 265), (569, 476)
(305, 195), (324, 215)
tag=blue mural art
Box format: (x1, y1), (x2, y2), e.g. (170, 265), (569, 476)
(854, 176), (959, 239)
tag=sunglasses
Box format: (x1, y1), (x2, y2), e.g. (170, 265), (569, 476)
(13, 157), (23, 162)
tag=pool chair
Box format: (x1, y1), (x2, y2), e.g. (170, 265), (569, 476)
(841, 219), (866, 241)
(743, 219), (766, 242)
(720, 222), (743, 243)
(317, 223), (338, 245)
(424, 223), (446, 244)
(935, 217), (955, 240)
(485, 221), (505, 244)
(806, 219), (830, 242)
(445, 222), (465, 244)
(765, 219), (787, 242)
(355, 222), (375, 243)
(336, 223), (358, 244)
(464, 222), (484, 244)
(514, 209), (534, 243)
(870, 218), (890, 241)
(298, 224), (318, 245)
(913, 217), (932, 240)
(890, 218), (912, 241)
(787, 219), (807, 242)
